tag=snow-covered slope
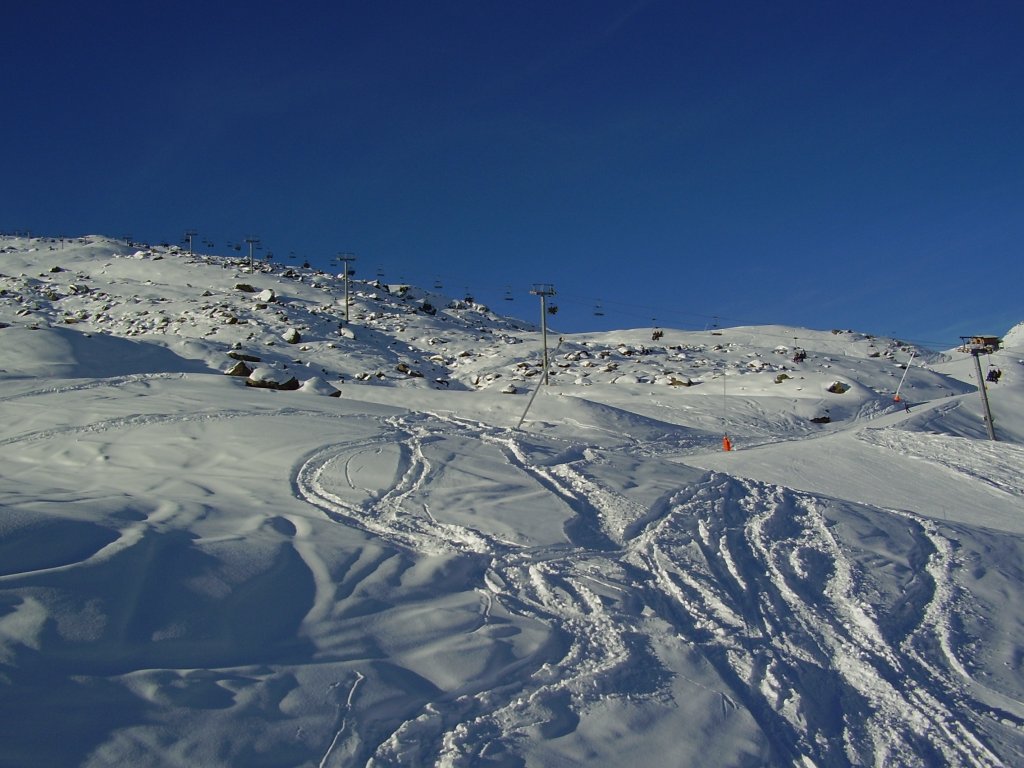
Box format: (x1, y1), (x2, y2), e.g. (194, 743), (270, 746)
(2, 235), (1023, 767)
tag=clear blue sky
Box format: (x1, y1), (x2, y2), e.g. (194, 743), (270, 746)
(4, 1), (1022, 347)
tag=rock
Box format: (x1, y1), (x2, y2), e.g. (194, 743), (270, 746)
(225, 361), (253, 377)
(234, 283), (257, 292)
(227, 351), (262, 363)
(256, 288), (276, 303)
(282, 328), (301, 344)
(246, 367), (300, 390)
(826, 381), (850, 394)
(396, 362), (423, 377)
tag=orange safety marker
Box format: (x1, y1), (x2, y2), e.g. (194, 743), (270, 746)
(722, 435), (732, 452)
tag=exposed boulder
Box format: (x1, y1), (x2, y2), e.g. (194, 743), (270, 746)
(395, 362), (424, 377)
(224, 360), (252, 377)
(282, 328), (301, 344)
(227, 351), (261, 362)
(246, 366), (300, 390)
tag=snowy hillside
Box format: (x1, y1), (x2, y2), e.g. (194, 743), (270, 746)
(2, 235), (1023, 767)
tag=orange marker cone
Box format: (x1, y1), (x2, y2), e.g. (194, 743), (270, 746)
(722, 435), (732, 452)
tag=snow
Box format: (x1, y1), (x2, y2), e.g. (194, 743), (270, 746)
(2, 234), (1023, 766)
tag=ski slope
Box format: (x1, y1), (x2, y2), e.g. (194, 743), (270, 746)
(2, 236), (1023, 766)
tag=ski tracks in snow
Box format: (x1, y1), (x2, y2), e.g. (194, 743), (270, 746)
(859, 426), (1024, 499)
(293, 411), (1010, 767)
(633, 475), (1004, 766)
(294, 413), (647, 764)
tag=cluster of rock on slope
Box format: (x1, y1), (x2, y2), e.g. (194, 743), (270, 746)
(1, 235), (966, 413)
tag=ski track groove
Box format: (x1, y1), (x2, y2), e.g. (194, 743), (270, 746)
(0, 402), (359, 448)
(10, 395), (1003, 767)
(295, 413), (641, 764)
(288, 411), (1008, 767)
(0, 371), (188, 403)
(859, 427), (1024, 498)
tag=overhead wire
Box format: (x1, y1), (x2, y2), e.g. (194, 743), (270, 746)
(305, 252), (1019, 355)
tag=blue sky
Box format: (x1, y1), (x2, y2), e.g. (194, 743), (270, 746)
(4, 1), (1023, 347)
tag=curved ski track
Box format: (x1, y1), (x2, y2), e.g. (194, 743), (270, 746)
(294, 411), (1008, 767)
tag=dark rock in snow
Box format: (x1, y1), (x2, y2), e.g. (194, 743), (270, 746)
(246, 367), (300, 390)
(227, 351), (262, 363)
(225, 360), (253, 377)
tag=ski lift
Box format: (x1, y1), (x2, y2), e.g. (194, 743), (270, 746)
(651, 327), (663, 341)
(987, 353), (1003, 382)
(547, 304), (559, 315)
(504, 288), (514, 301)
(434, 279), (443, 290)
(962, 336), (1001, 354)
(594, 303), (604, 317)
